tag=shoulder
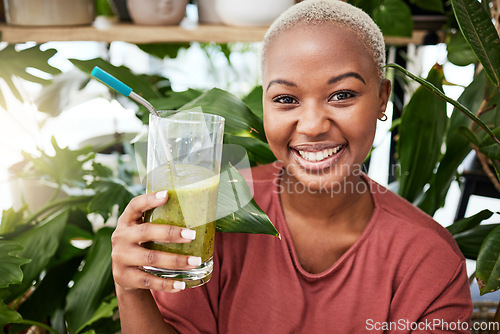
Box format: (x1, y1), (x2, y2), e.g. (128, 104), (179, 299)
(364, 175), (464, 262)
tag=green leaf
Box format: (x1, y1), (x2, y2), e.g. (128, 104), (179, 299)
(215, 163), (279, 237)
(137, 43), (190, 60)
(0, 44), (61, 108)
(75, 296), (118, 334)
(0, 241), (30, 289)
(138, 89), (203, 124)
(447, 209), (494, 236)
(224, 135), (276, 166)
(455, 126), (480, 146)
(373, 0), (413, 37)
(387, 63), (500, 146)
(476, 225), (500, 295)
(180, 88), (267, 142)
(418, 71), (485, 215)
(21, 137), (95, 187)
(451, 0), (500, 86)
(410, 0), (444, 12)
(446, 31), (478, 67)
(70, 58), (165, 101)
(349, 0), (380, 16)
(396, 64), (447, 203)
(454, 223), (500, 260)
(35, 70), (91, 117)
(16, 256), (83, 326)
(87, 178), (138, 220)
(0, 207), (27, 235)
(4, 210), (69, 303)
(0, 291), (22, 330)
(242, 85), (264, 118)
(479, 128), (500, 160)
(65, 228), (115, 334)
(94, 0), (114, 16)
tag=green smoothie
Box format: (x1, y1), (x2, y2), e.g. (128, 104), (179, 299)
(143, 164), (219, 264)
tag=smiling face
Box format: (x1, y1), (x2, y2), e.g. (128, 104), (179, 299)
(262, 23), (390, 192)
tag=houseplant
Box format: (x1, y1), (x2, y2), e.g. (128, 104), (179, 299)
(1, 0), (499, 332)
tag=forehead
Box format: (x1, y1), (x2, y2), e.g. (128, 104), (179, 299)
(262, 23), (378, 81)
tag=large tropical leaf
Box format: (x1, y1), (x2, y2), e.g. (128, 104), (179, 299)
(87, 178), (138, 220)
(4, 210), (69, 303)
(0, 45), (61, 109)
(242, 85), (264, 118)
(70, 58), (166, 101)
(446, 31), (478, 67)
(0, 291), (22, 331)
(396, 64), (447, 203)
(476, 225), (500, 295)
(418, 71), (486, 215)
(0, 241), (30, 289)
(137, 89), (203, 124)
(411, 0), (444, 13)
(454, 223), (500, 260)
(16, 256), (83, 326)
(447, 209), (495, 236)
(451, 0), (500, 86)
(20, 137), (95, 187)
(216, 163), (279, 237)
(224, 135), (275, 167)
(388, 64), (500, 147)
(65, 228), (115, 334)
(35, 70), (92, 117)
(372, 0), (413, 38)
(0, 207), (27, 235)
(180, 88), (267, 142)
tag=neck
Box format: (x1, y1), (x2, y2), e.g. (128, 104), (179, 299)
(279, 171), (374, 227)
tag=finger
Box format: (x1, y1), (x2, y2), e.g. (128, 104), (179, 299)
(131, 223), (197, 244)
(115, 245), (202, 270)
(117, 267), (187, 292)
(119, 191), (169, 225)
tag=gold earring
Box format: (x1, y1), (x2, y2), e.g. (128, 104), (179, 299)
(379, 113), (388, 121)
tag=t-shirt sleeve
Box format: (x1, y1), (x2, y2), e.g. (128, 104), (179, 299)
(416, 259), (472, 333)
(150, 258), (220, 334)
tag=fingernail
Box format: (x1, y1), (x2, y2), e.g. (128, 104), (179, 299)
(155, 190), (168, 199)
(181, 229), (196, 240)
(188, 256), (202, 267)
(173, 281), (185, 290)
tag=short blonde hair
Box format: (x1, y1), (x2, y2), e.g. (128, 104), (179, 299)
(262, 0), (386, 79)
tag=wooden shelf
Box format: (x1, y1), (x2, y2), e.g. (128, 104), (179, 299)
(0, 22), (443, 45)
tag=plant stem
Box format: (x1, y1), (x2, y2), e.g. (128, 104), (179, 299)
(14, 319), (60, 334)
(387, 63), (500, 146)
(24, 195), (92, 225)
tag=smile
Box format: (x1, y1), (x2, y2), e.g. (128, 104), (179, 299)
(291, 144), (346, 171)
(297, 146), (342, 162)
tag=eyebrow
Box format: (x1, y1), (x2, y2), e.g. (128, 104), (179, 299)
(266, 72), (366, 92)
(328, 72), (366, 85)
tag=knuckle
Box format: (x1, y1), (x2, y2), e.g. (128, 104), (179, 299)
(145, 250), (156, 265)
(142, 275), (152, 288)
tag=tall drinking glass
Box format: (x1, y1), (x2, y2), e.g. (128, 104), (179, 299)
(142, 110), (224, 288)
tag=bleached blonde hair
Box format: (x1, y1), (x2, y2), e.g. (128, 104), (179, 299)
(262, 0), (386, 79)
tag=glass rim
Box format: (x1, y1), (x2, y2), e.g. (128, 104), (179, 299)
(151, 110), (225, 125)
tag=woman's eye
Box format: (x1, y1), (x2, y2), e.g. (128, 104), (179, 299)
(330, 91), (354, 101)
(273, 95), (298, 104)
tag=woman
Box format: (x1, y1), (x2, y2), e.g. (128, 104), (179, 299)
(111, 0), (473, 332)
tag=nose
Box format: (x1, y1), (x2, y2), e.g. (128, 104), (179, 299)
(295, 105), (331, 138)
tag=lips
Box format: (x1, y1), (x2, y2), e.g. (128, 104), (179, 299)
(291, 144), (346, 170)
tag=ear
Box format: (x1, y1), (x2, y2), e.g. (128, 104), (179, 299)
(378, 79), (391, 116)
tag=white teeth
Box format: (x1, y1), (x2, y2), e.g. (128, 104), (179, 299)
(297, 146), (342, 162)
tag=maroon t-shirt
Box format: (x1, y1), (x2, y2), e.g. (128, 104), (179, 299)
(152, 163), (472, 333)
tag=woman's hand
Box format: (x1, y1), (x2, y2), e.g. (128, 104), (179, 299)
(111, 190), (199, 292)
